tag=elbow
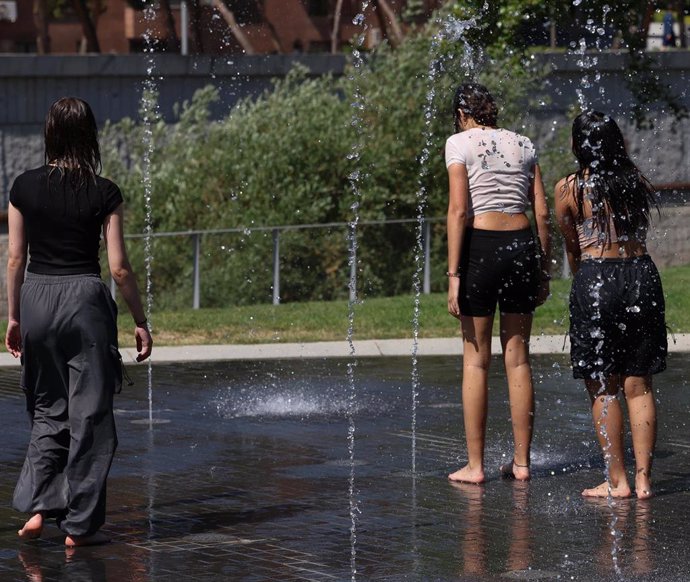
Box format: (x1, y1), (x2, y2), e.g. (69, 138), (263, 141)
(7, 255), (26, 272)
(448, 207), (467, 223)
(536, 209), (551, 227)
(110, 265), (131, 285)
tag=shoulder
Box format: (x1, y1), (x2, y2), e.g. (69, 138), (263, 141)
(10, 166), (47, 201)
(96, 175), (124, 216)
(96, 175), (123, 196)
(445, 132), (470, 148)
(12, 166), (46, 186)
(505, 129), (536, 150)
(556, 174), (577, 192)
(555, 175), (577, 206)
(445, 132), (472, 166)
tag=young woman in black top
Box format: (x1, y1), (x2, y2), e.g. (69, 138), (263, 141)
(5, 97), (152, 545)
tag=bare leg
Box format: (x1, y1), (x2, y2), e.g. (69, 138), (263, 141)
(583, 376), (631, 498)
(499, 312), (534, 481)
(18, 513), (44, 540)
(623, 375), (656, 499)
(448, 314), (494, 484)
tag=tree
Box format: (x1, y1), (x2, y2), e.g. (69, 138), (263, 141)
(71, 0), (100, 52)
(33, 0), (50, 53)
(372, 0), (404, 48)
(159, 0), (180, 51)
(101, 19), (545, 307)
(448, 0), (687, 128)
(210, 0), (256, 54)
(331, 0), (344, 53)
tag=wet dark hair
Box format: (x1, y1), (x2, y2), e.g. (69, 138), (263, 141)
(452, 83), (498, 132)
(44, 97), (101, 190)
(570, 110), (658, 244)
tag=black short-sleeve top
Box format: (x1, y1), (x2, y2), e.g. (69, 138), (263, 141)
(9, 166), (124, 275)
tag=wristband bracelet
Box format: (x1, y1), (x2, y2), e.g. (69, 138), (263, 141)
(446, 271), (460, 278)
(135, 318), (148, 327)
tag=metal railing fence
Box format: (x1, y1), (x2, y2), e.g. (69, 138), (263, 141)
(113, 217), (443, 308)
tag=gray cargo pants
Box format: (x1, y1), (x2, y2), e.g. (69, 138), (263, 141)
(13, 273), (122, 536)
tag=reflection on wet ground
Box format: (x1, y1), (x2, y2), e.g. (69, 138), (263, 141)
(1, 354), (690, 581)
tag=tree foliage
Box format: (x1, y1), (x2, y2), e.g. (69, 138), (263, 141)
(101, 13), (548, 309)
(448, 0), (688, 127)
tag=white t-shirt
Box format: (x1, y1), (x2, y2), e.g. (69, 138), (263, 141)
(445, 127), (538, 217)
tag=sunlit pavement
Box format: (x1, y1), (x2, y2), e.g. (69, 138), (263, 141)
(1, 354), (689, 581)
(3, 334), (690, 366)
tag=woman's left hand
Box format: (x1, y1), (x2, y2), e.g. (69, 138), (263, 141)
(135, 325), (153, 362)
(447, 277), (461, 319)
(537, 280), (550, 306)
(5, 320), (22, 358)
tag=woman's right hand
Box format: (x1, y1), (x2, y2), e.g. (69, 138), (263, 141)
(135, 325), (153, 362)
(5, 320), (22, 358)
(448, 277), (461, 319)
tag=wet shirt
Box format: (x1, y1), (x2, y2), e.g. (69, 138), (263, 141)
(574, 179), (649, 249)
(445, 127), (537, 217)
(9, 166), (123, 275)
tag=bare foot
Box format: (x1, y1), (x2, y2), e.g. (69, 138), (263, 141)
(500, 459), (530, 481)
(64, 532), (110, 547)
(582, 480), (632, 499)
(635, 470), (654, 499)
(448, 463), (485, 484)
(18, 514), (44, 540)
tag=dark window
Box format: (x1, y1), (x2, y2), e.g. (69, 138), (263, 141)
(46, 0), (77, 23)
(305, 0), (330, 17)
(227, 0), (262, 24)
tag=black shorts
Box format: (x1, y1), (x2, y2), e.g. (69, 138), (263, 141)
(569, 255), (667, 380)
(458, 228), (540, 317)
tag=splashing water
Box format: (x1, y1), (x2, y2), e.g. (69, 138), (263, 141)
(574, 4), (611, 110)
(212, 382), (384, 419)
(140, 5), (158, 427)
(345, 3), (371, 579)
(588, 275), (622, 576)
(410, 13), (480, 477)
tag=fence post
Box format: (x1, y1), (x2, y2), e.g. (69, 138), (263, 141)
(423, 219), (431, 294)
(272, 228), (280, 305)
(561, 245), (570, 279)
(110, 276), (116, 300)
(192, 233), (201, 309)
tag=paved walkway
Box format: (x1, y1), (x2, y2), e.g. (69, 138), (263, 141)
(1, 350), (689, 580)
(2, 334), (689, 366)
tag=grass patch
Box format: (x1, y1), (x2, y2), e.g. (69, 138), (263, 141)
(2, 265), (689, 349)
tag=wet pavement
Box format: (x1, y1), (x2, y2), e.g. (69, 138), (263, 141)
(1, 353), (690, 581)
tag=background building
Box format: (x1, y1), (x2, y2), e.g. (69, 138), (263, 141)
(0, 0), (443, 55)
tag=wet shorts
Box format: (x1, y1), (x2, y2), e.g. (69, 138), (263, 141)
(458, 228), (540, 317)
(569, 255), (667, 380)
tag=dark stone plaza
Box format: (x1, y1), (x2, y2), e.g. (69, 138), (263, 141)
(1, 353), (689, 581)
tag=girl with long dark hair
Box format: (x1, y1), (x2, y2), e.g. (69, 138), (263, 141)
(446, 83), (551, 483)
(5, 97), (152, 545)
(555, 110), (666, 499)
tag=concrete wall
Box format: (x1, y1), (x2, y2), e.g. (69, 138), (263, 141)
(648, 205), (690, 269)
(0, 234), (7, 324)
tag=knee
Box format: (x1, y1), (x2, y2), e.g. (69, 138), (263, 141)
(464, 357), (491, 372)
(623, 379), (653, 400)
(503, 346), (530, 370)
